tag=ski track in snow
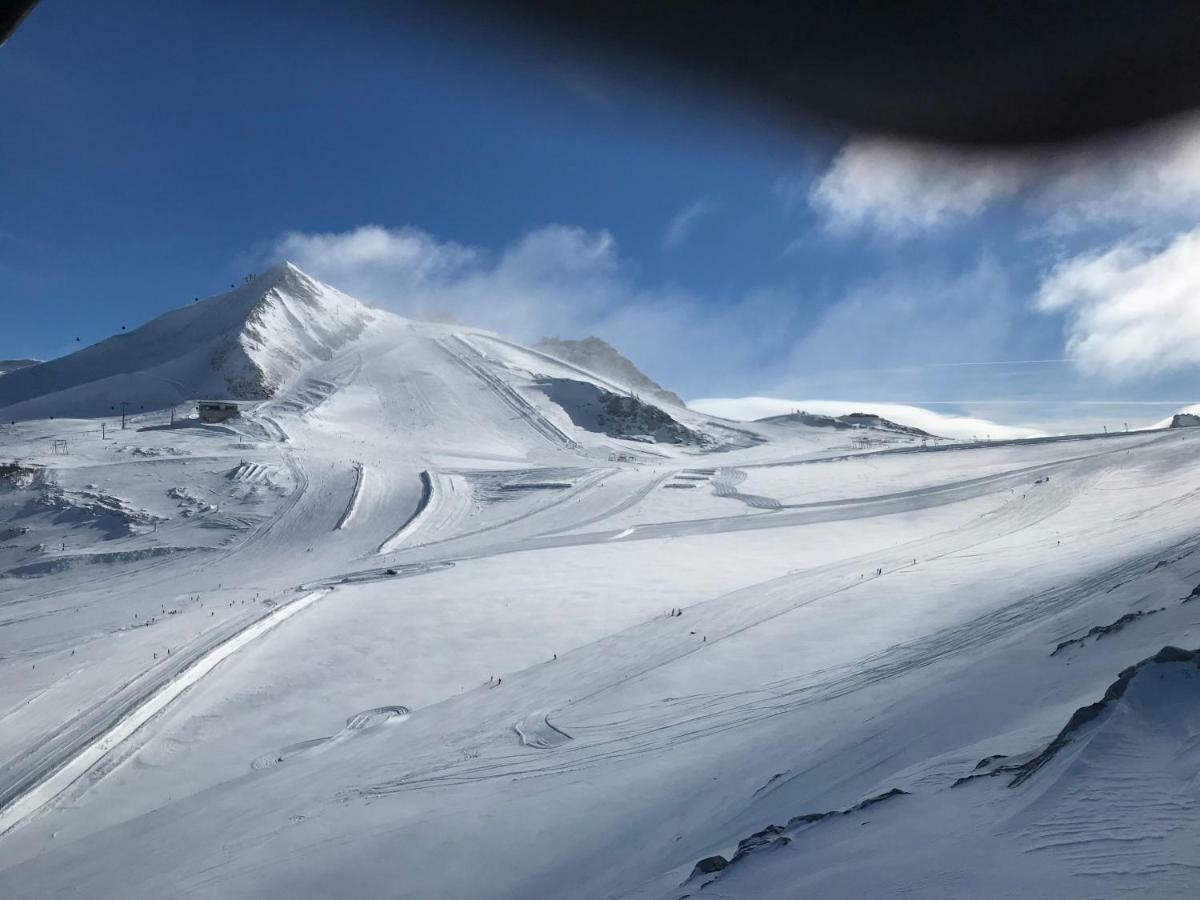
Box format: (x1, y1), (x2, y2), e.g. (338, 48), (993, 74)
(436, 335), (578, 450)
(335, 462), (365, 531)
(513, 712), (573, 749)
(712, 467), (782, 510)
(0, 588), (330, 837)
(251, 705), (410, 770)
(377, 470), (434, 554)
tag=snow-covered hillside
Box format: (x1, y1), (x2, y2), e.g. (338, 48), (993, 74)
(0, 263), (373, 420)
(1, 264), (1198, 899)
(536, 335), (685, 407)
(757, 409), (937, 438)
(0, 360), (38, 378)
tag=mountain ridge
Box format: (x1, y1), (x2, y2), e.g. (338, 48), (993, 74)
(0, 263), (373, 419)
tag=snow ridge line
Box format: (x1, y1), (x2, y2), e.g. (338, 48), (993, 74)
(436, 336), (577, 450)
(467, 332), (639, 400)
(336, 462), (365, 531)
(0, 588), (331, 838)
(378, 470), (435, 554)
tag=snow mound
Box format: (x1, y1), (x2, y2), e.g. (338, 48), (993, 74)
(0, 263), (374, 420)
(535, 336), (685, 407)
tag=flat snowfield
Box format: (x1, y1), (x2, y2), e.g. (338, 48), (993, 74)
(3, 269), (1200, 898)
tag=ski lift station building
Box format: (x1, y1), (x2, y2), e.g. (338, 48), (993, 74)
(197, 400), (242, 424)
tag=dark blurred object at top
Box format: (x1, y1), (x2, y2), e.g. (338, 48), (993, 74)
(1, 0), (38, 48)
(465, 0), (1200, 147)
(8, 0), (1200, 147)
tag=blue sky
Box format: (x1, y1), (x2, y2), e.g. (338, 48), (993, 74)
(5, 0), (1200, 434)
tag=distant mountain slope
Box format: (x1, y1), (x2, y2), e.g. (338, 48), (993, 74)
(0, 263), (373, 420)
(535, 378), (710, 445)
(757, 409), (934, 438)
(0, 359), (39, 377)
(535, 336), (685, 408)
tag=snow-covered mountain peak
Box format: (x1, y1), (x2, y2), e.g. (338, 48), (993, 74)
(0, 263), (376, 419)
(231, 263), (377, 397)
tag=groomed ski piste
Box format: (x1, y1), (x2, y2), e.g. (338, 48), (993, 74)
(3, 264), (1200, 897)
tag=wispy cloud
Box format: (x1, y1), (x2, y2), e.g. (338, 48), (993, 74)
(551, 65), (614, 109)
(688, 396), (1045, 440)
(662, 199), (715, 250)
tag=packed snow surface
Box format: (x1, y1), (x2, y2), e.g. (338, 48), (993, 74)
(2, 266), (1200, 898)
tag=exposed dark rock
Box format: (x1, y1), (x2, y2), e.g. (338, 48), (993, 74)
(974, 754), (1008, 771)
(730, 824), (787, 864)
(536, 378), (710, 445)
(1050, 608), (1165, 655)
(753, 771), (787, 795)
(1153, 645), (1196, 663)
(691, 855), (727, 876)
(855, 787), (908, 810)
(1169, 413), (1200, 428)
(689, 787), (909, 882)
(756, 410), (935, 438)
(1183, 583), (1200, 603)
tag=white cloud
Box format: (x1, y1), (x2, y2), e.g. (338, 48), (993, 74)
(263, 224), (799, 397)
(1035, 116), (1200, 231)
(662, 199), (714, 250)
(274, 225), (478, 288)
(808, 114), (1200, 236)
(688, 396), (1044, 440)
(1036, 227), (1200, 377)
(809, 139), (1025, 235)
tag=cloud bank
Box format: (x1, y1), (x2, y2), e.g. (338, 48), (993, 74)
(689, 396), (1045, 441)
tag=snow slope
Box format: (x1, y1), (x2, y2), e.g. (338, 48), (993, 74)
(1, 265), (1198, 899)
(0, 263), (373, 420)
(0, 360), (38, 378)
(535, 335), (685, 407)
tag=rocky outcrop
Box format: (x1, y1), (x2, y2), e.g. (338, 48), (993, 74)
(686, 788), (908, 884)
(954, 647), (1200, 789)
(537, 378), (710, 445)
(1050, 608), (1165, 655)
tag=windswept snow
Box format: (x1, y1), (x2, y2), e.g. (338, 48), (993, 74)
(535, 335), (685, 407)
(3, 264), (1200, 899)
